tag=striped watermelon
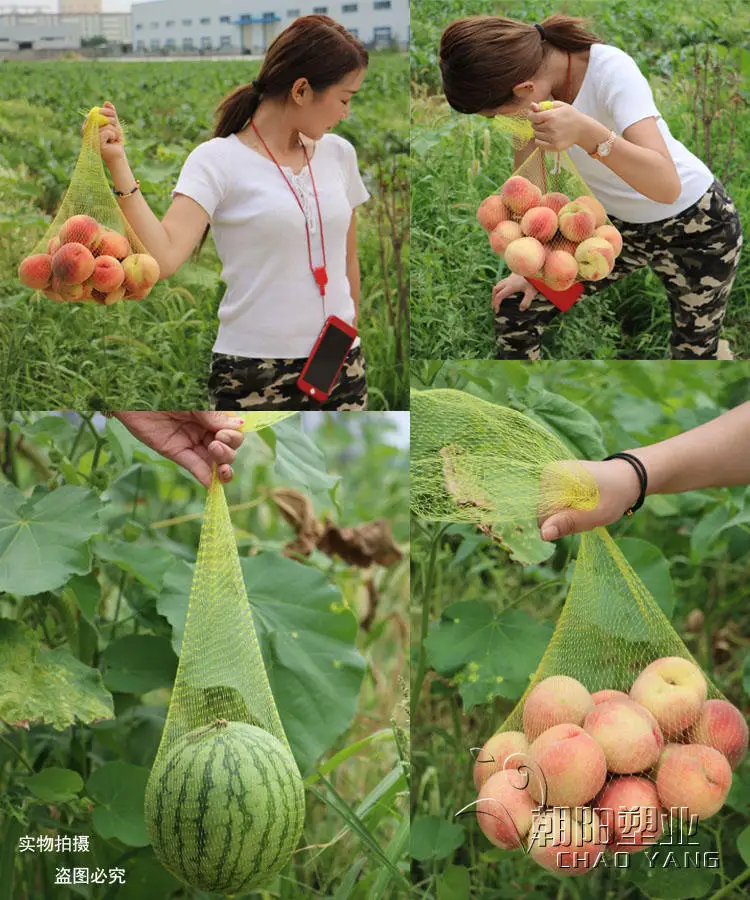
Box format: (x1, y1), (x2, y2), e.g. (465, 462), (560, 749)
(145, 719), (305, 893)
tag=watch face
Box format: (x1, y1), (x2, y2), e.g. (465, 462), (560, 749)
(598, 141), (612, 157)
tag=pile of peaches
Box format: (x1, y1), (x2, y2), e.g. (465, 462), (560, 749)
(18, 214), (160, 304)
(473, 657), (747, 876)
(477, 175), (623, 290)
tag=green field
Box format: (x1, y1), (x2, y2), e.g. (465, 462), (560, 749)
(411, 0), (750, 360)
(0, 53), (408, 411)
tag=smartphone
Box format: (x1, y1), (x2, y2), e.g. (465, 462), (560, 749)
(297, 315), (358, 403)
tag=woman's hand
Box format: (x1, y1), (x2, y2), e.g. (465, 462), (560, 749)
(94, 101), (127, 168)
(112, 412), (246, 487)
(527, 101), (590, 153)
(492, 273), (539, 313)
(540, 458), (643, 540)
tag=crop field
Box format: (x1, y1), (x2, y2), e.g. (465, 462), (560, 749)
(0, 52), (408, 411)
(411, 0), (750, 360)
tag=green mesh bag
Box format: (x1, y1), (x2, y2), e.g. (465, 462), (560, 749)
(412, 389), (747, 875)
(17, 107), (159, 306)
(476, 106), (622, 300)
(145, 411), (305, 895)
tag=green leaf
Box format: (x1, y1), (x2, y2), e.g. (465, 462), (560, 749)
(103, 635), (178, 694)
(743, 652), (750, 696)
(437, 864), (471, 900)
(410, 815), (464, 861)
(92, 537), (173, 591)
(508, 385), (607, 460)
(87, 761), (150, 847)
(155, 560), (193, 654)
(21, 415), (77, 446)
(0, 484), (102, 596)
(63, 572), (101, 627)
(0, 620), (113, 729)
(110, 853), (183, 900)
(616, 537), (675, 619)
(23, 767), (83, 803)
(272, 417), (341, 508)
(492, 518), (556, 566)
(425, 602), (553, 710)
(105, 417), (140, 469)
(738, 825), (750, 868)
(625, 826), (716, 898)
(691, 505), (731, 558)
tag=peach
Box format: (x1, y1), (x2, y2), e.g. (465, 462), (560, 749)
(574, 237), (615, 281)
(95, 229), (131, 260)
(51, 243), (96, 286)
(523, 675), (594, 740)
(122, 254), (160, 294)
(594, 224), (623, 258)
(591, 690), (629, 705)
(630, 657), (707, 739)
(501, 176), (542, 215)
(574, 195), (607, 227)
(125, 286), (153, 301)
(539, 192), (570, 214)
(47, 235), (61, 256)
(520, 206), (558, 242)
(528, 806), (606, 876)
(542, 250), (578, 291)
(656, 743), (732, 821)
(558, 202), (596, 242)
(58, 214), (103, 252)
(476, 769), (537, 849)
(477, 195), (510, 232)
(597, 776), (664, 853)
(18, 254), (53, 290)
(689, 699), (748, 770)
(44, 288), (65, 303)
(489, 221), (522, 254)
(550, 238), (578, 257)
(92, 286), (126, 306)
(529, 723), (607, 806)
(504, 237), (546, 279)
(91, 256), (125, 293)
(584, 698), (663, 773)
(473, 731), (530, 790)
(51, 276), (88, 302)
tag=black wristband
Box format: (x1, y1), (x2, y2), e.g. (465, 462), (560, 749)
(603, 452), (647, 516)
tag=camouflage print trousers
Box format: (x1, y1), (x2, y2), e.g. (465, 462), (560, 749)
(495, 179), (743, 359)
(208, 345), (368, 410)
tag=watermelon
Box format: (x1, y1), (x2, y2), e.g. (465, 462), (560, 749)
(145, 719), (305, 893)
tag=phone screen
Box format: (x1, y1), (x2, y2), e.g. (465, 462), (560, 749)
(304, 322), (354, 392)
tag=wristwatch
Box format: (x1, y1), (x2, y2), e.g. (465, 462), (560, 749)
(589, 130), (617, 161)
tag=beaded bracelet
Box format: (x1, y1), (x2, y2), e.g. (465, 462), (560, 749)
(603, 452), (648, 515)
(113, 180), (141, 199)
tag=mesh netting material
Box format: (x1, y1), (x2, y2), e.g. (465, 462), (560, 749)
(413, 389), (743, 859)
(20, 108), (158, 305)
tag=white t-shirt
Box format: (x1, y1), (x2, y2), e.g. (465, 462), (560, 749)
(565, 43), (713, 223)
(172, 131), (370, 358)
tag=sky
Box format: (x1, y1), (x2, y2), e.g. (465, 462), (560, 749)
(7, 2), (138, 11)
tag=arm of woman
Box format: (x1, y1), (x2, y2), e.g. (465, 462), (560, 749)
(346, 210), (361, 324)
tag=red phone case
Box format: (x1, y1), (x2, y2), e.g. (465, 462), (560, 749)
(527, 277), (584, 312)
(297, 315), (358, 403)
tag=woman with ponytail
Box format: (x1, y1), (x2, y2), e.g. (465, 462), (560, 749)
(439, 14), (743, 360)
(96, 15), (371, 409)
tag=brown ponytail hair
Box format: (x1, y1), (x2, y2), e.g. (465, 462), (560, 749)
(191, 15), (368, 262)
(439, 13), (602, 115)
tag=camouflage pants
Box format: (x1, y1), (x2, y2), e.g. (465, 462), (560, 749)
(208, 346), (368, 410)
(495, 179), (743, 359)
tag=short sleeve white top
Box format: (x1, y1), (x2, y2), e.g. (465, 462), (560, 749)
(565, 43), (714, 223)
(172, 132), (370, 358)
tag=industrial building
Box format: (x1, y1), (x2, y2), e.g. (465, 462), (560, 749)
(0, 3), (130, 54)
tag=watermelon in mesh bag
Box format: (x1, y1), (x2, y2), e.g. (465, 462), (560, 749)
(17, 107), (160, 305)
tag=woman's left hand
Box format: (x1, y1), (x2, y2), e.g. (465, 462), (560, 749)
(527, 101), (590, 153)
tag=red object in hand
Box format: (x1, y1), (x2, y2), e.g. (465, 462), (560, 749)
(527, 277), (584, 312)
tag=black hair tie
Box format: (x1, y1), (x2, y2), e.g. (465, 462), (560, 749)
(603, 452), (648, 516)
(533, 23), (546, 40)
(251, 80), (264, 92)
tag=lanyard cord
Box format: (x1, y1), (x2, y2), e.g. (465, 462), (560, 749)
(250, 122), (328, 311)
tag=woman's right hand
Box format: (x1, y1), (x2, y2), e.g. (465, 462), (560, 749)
(492, 274), (539, 313)
(93, 101), (126, 168)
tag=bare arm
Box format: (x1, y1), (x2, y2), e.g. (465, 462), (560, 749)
(346, 210), (361, 322)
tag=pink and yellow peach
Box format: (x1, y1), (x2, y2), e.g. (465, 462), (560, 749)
(595, 225), (623, 258)
(520, 206), (558, 242)
(489, 221), (522, 254)
(95, 229), (131, 260)
(542, 250), (578, 291)
(689, 699), (748, 770)
(584, 698), (663, 773)
(575, 237), (615, 281)
(501, 176), (542, 215)
(558, 202), (597, 242)
(528, 723), (607, 806)
(539, 192), (570, 215)
(122, 254), (160, 296)
(504, 237), (546, 279)
(51, 242), (96, 286)
(630, 657), (707, 739)
(655, 743), (732, 821)
(473, 731), (530, 790)
(528, 806), (606, 876)
(91, 256), (125, 294)
(58, 214), (103, 252)
(591, 690), (629, 705)
(476, 769), (537, 849)
(574, 195), (607, 227)
(47, 235), (61, 256)
(18, 254), (53, 290)
(522, 675), (594, 740)
(597, 776), (664, 853)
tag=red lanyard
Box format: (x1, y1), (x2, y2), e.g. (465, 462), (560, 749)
(251, 122), (328, 298)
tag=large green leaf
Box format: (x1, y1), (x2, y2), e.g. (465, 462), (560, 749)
(154, 559), (193, 654)
(92, 537), (174, 592)
(23, 767), (83, 803)
(86, 761), (150, 847)
(508, 385), (607, 460)
(0, 620), (113, 729)
(425, 602), (554, 710)
(0, 484), (102, 596)
(271, 416), (341, 508)
(103, 635), (178, 694)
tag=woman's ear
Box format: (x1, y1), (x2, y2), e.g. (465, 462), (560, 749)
(291, 77), (311, 104)
(511, 80), (536, 102)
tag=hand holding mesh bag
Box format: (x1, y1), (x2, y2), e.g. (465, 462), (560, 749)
(17, 106), (161, 306)
(412, 388), (747, 877)
(145, 411), (305, 894)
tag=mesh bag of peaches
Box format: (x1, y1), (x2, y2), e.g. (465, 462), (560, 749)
(17, 108), (160, 305)
(411, 388), (747, 878)
(477, 104), (623, 294)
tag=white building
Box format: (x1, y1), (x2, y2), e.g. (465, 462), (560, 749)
(0, 5), (130, 52)
(60, 0), (102, 12)
(131, 0), (409, 55)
